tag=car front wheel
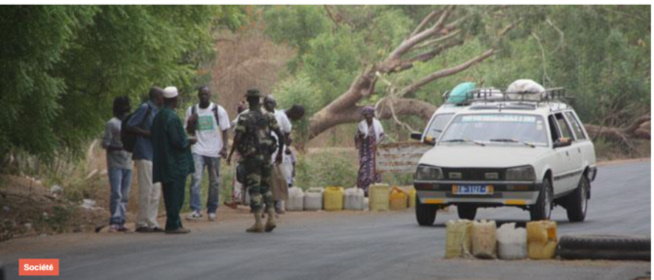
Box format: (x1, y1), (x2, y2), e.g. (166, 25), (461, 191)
(565, 175), (589, 222)
(530, 178), (553, 221)
(415, 195), (438, 226)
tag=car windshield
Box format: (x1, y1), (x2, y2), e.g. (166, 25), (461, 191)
(424, 113), (454, 140)
(439, 114), (548, 146)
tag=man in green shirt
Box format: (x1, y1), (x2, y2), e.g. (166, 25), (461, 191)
(151, 86), (196, 234)
(227, 88), (284, 233)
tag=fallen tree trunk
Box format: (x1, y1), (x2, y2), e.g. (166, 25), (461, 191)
(584, 115), (651, 143)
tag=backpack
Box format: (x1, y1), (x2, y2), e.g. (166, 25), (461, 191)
(189, 103), (220, 135)
(120, 104), (151, 153)
(237, 110), (277, 157)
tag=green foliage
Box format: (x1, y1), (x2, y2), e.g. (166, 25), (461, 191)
(273, 73), (322, 144)
(0, 6), (245, 164)
(0, 6), (98, 160)
(264, 5), (330, 71)
(262, 5), (650, 143)
(302, 27), (366, 104)
(295, 149), (358, 189)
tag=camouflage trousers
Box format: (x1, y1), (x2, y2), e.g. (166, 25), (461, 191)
(241, 154), (274, 211)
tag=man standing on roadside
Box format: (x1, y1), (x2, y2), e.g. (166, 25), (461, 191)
(126, 87), (164, 233)
(263, 96), (300, 214)
(101, 96), (132, 232)
(184, 86), (230, 221)
(152, 86), (196, 234)
(227, 89), (284, 233)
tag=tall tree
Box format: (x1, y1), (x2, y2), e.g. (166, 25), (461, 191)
(266, 5), (650, 144)
(0, 6), (245, 163)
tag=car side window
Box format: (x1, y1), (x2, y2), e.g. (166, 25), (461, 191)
(547, 115), (560, 143)
(555, 113), (574, 140)
(564, 111), (587, 140)
(425, 113), (454, 140)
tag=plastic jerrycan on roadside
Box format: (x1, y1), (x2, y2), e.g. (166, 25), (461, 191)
(409, 187), (416, 208)
(324, 186), (344, 211)
(471, 220), (497, 259)
(303, 187), (324, 211)
(497, 223), (528, 260)
(286, 186), (304, 211)
(344, 187), (364, 210)
(369, 183), (390, 211)
(527, 220), (558, 259)
(389, 186), (409, 210)
(445, 219), (473, 259)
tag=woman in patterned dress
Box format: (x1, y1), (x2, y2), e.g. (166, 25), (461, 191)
(355, 106), (385, 196)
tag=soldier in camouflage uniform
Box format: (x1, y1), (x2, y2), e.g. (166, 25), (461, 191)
(227, 89), (284, 233)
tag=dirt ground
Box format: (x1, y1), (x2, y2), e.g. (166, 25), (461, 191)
(0, 157), (649, 244)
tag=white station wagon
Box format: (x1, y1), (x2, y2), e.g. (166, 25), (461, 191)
(412, 89), (597, 225)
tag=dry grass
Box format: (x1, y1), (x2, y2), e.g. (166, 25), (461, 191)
(209, 27), (295, 117)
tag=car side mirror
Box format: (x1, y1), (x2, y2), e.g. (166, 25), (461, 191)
(553, 137), (572, 148)
(410, 132), (436, 146)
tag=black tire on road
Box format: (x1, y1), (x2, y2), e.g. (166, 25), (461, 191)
(415, 195), (437, 226)
(557, 248), (650, 261)
(457, 205), (477, 220)
(565, 175), (589, 222)
(530, 178), (553, 221)
(558, 234), (651, 251)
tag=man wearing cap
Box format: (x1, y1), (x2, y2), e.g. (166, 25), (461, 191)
(151, 86), (196, 234)
(227, 89), (284, 233)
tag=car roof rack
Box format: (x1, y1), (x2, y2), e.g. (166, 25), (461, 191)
(443, 87), (571, 106)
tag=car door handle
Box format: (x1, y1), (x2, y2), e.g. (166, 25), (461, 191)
(578, 148), (581, 153)
(565, 151), (569, 157)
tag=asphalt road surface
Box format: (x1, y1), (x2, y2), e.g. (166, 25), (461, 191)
(1, 161), (650, 280)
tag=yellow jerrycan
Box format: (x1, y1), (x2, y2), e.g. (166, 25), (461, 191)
(389, 186), (409, 210)
(409, 188), (417, 208)
(527, 220), (558, 259)
(323, 186), (344, 211)
(445, 219), (473, 259)
(369, 183), (390, 211)
(471, 220), (497, 259)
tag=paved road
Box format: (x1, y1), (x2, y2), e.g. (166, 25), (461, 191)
(1, 161), (650, 280)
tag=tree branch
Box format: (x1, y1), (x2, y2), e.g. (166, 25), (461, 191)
(414, 29), (461, 50)
(388, 6), (455, 59)
(625, 115), (651, 135)
(410, 10), (440, 38)
(399, 49), (495, 97)
(392, 39), (464, 73)
(324, 5), (342, 26)
(377, 98), (437, 121)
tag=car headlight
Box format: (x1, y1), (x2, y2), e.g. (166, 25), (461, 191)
(505, 165), (536, 181)
(415, 165), (443, 180)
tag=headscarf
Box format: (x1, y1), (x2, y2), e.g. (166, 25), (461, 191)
(361, 106), (375, 117)
(358, 106), (384, 143)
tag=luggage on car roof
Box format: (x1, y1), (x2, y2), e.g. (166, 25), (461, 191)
(446, 82), (476, 104)
(506, 79), (546, 101)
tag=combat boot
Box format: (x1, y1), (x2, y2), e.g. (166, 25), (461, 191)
(246, 209), (264, 233)
(265, 208), (276, 232)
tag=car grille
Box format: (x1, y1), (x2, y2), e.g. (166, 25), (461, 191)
(441, 168), (506, 181)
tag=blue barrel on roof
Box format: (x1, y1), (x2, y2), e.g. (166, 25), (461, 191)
(447, 82), (476, 104)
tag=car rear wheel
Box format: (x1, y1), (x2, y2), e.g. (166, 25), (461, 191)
(457, 205), (477, 220)
(565, 175), (589, 222)
(415, 195), (438, 226)
(530, 178), (552, 221)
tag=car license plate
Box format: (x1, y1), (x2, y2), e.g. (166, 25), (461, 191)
(453, 184), (493, 195)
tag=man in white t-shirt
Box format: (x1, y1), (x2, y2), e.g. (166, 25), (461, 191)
(184, 86), (231, 221)
(263, 95), (293, 213)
